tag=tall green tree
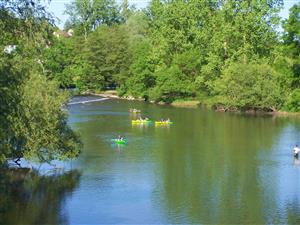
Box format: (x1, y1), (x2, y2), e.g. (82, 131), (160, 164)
(84, 25), (131, 89)
(42, 37), (76, 88)
(212, 62), (281, 111)
(0, 0), (81, 166)
(279, 3), (300, 111)
(64, 0), (121, 39)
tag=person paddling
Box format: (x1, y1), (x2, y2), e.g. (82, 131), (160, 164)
(293, 144), (299, 157)
(118, 135), (124, 141)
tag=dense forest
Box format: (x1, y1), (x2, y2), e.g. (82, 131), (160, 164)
(43, 0), (300, 112)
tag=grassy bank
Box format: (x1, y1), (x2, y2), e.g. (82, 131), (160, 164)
(170, 100), (200, 108)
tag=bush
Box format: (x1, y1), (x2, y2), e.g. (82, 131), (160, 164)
(212, 62), (282, 111)
(284, 89), (300, 112)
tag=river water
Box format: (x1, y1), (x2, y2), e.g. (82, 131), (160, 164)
(1, 96), (300, 224)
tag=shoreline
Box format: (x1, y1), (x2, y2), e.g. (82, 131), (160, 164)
(82, 91), (300, 117)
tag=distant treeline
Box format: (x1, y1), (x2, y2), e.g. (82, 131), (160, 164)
(43, 0), (300, 112)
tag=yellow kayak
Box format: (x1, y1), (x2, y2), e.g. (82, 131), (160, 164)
(155, 121), (173, 125)
(131, 120), (152, 124)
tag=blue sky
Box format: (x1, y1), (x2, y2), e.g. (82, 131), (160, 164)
(47, 0), (300, 29)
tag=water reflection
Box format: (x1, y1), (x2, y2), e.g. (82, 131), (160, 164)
(294, 157), (299, 166)
(153, 112), (300, 224)
(0, 168), (81, 225)
(65, 98), (300, 224)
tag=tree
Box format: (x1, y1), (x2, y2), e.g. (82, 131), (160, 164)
(0, 0), (81, 166)
(149, 64), (195, 103)
(121, 0), (129, 21)
(42, 37), (76, 88)
(59, 0), (300, 112)
(83, 25), (131, 89)
(64, 0), (121, 40)
(280, 3), (300, 111)
(0, 55), (81, 165)
(124, 39), (155, 98)
(282, 3), (300, 57)
(212, 62), (281, 111)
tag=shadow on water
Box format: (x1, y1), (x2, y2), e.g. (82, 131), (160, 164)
(0, 168), (81, 225)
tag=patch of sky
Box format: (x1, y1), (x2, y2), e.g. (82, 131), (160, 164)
(46, 0), (299, 30)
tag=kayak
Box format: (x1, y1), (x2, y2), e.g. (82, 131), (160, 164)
(131, 120), (152, 124)
(129, 109), (141, 113)
(155, 121), (173, 125)
(112, 139), (126, 144)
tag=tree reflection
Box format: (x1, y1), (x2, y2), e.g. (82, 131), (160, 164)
(154, 112), (294, 224)
(0, 168), (81, 225)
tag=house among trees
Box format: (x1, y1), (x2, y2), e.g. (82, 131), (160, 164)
(3, 45), (16, 54)
(53, 29), (74, 38)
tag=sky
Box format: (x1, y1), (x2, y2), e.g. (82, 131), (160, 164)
(47, 0), (300, 29)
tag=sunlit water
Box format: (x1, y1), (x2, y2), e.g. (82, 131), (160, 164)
(1, 96), (300, 224)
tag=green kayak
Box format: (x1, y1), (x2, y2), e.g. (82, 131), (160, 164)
(112, 139), (126, 144)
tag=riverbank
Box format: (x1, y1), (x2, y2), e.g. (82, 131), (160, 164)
(88, 91), (200, 107)
(85, 91), (300, 117)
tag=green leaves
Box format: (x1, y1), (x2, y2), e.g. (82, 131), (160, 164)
(212, 62), (281, 111)
(0, 56), (81, 164)
(282, 3), (300, 55)
(0, 1), (81, 165)
(284, 89), (300, 112)
(64, 0), (121, 39)
(47, 0), (300, 113)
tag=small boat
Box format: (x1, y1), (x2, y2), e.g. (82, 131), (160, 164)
(129, 108), (141, 113)
(112, 139), (127, 144)
(131, 119), (152, 124)
(155, 121), (173, 125)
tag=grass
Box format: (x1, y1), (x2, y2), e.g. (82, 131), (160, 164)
(170, 100), (200, 108)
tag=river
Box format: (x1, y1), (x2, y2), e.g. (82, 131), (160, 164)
(1, 96), (300, 224)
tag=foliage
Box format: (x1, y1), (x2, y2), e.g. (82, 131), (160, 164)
(0, 55), (81, 164)
(84, 25), (131, 88)
(149, 64), (195, 103)
(43, 0), (300, 113)
(278, 3), (300, 111)
(284, 89), (300, 112)
(282, 3), (300, 57)
(123, 40), (155, 97)
(64, 0), (121, 39)
(0, 0), (81, 165)
(42, 38), (75, 87)
(211, 62), (281, 111)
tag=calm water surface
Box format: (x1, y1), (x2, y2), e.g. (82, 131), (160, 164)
(1, 96), (300, 224)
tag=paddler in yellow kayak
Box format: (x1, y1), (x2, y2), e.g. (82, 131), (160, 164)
(159, 118), (170, 122)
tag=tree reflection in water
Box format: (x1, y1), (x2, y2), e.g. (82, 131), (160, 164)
(0, 168), (81, 225)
